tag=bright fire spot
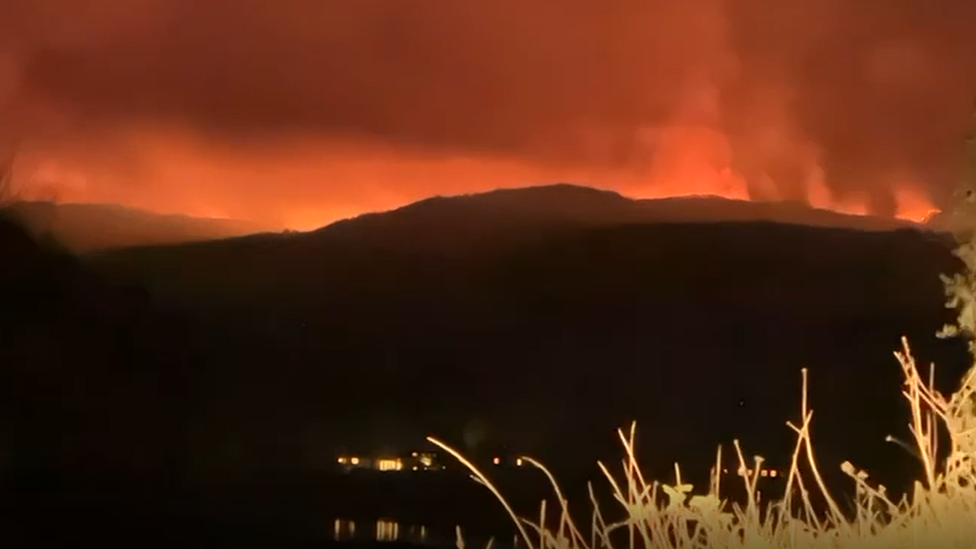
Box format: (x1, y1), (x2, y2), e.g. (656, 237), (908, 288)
(805, 170), (939, 224)
(894, 183), (942, 223)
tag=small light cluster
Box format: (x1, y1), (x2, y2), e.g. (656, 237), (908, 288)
(336, 451), (442, 472)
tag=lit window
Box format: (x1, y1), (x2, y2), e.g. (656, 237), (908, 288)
(377, 458), (403, 471)
(761, 470), (768, 477)
(769, 470), (778, 478)
(516, 458), (523, 467)
(350, 457), (360, 465)
(493, 457), (501, 465)
(338, 457), (347, 464)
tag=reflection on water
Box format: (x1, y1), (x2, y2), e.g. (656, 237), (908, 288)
(375, 519), (400, 542)
(332, 518), (519, 548)
(333, 518), (427, 544)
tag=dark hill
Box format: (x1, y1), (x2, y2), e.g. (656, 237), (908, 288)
(6, 179), (966, 541)
(87, 185), (968, 507)
(303, 184), (919, 252)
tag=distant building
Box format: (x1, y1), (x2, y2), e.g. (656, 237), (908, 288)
(334, 450), (444, 473)
(376, 457), (404, 471)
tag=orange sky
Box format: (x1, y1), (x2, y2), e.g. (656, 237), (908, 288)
(1, 0), (974, 230)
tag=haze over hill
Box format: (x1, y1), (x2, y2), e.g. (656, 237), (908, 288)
(1, 201), (273, 253)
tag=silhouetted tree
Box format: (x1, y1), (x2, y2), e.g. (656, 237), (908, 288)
(940, 100), (976, 342)
(931, 100), (976, 460)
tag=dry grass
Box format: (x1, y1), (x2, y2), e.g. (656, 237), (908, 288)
(429, 338), (976, 549)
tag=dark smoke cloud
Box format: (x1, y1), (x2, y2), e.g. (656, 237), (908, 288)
(0, 0), (974, 224)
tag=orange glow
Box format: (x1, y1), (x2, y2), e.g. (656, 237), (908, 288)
(3, 0), (968, 240)
(894, 183), (942, 224)
(805, 168), (940, 224)
(14, 127), (940, 231)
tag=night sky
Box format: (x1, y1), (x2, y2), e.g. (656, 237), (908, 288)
(1, 0), (974, 228)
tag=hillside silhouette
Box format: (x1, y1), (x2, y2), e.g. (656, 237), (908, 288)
(307, 184), (921, 253)
(86, 186), (968, 503)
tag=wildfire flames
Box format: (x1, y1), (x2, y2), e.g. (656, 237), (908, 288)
(626, 163), (942, 225)
(15, 133), (941, 231)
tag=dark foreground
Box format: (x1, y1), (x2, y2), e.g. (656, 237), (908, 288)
(0, 197), (970, 546)
(0, 471), (560, 548)
(0, 463), (819, 548)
